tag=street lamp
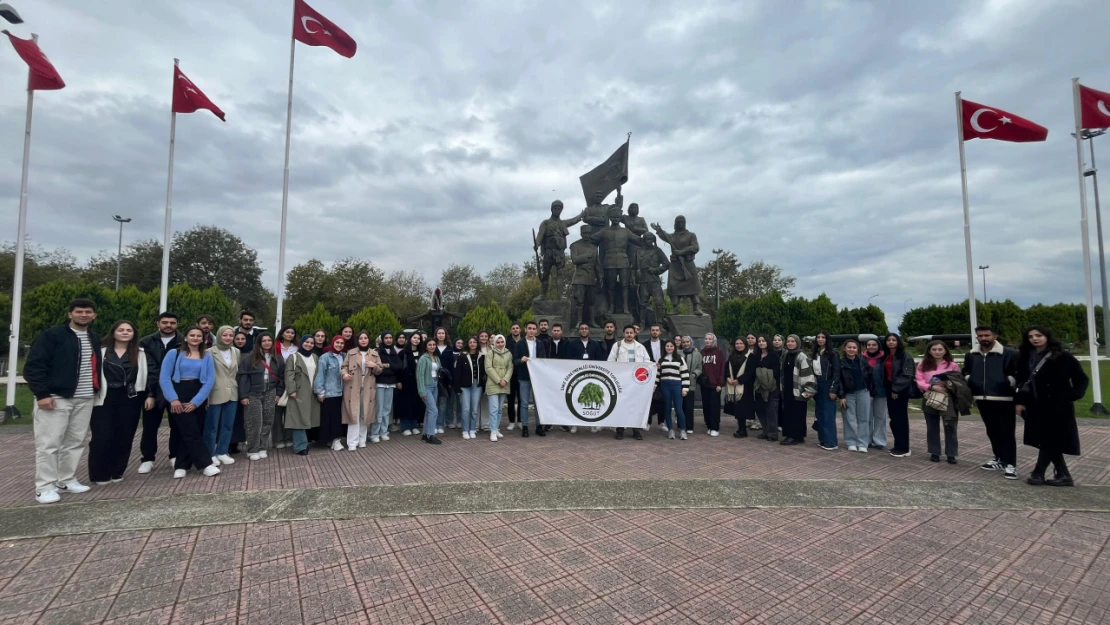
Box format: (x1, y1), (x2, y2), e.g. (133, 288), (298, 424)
(978, 265), (990, 302)
(0, 3), (23, 24)
(903, 298), (912, 316)
(112, 215), (131, 291)
(711, 248), (724, 310)
(868, 293), (879, 306)
(1075, 129), (1110, 357)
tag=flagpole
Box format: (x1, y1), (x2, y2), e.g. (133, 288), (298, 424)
(955, 91), (978, 340)
(275, 5), (296, 330)
(3, 33), (38, 421)
(159, 59), (179, 314)
(1072, 78), (1107, 414)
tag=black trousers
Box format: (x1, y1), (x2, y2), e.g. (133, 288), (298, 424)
(171, 380), (212, 471)
(682, 392), (696, 432)
(87, 390), (143, 482)
(886, 389), (910, 453)
(1034, 447), (1069, 476)
(140, 401), (179, 462)
(508, 376), (519, 423)
(976, 400), (1017, 466)
(700, 385), (721, 431)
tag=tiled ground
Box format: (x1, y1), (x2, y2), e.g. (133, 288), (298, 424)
(0, 508), (1107, 625)
(1, 416), (1108, 508)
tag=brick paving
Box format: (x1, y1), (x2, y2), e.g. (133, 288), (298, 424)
(0, 417), (1107, 508)
(0, 508), (1107, 624)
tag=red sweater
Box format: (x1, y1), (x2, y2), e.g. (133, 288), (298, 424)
(700, 346), (727, 387)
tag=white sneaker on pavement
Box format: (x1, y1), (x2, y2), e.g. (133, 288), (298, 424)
(138, 461), (154, 474)
(570, 426), (578, 433)
(58, 481), (91, 494)
(381, 434), (390, 441)
(331, 439), (344, 451)
(249, 453), (261, 461)
(371, 437), (381, 444)
(402, 429), (413, 436)
(211, 456), (221, 466)
(36, 490), (60, 504)
(490, 432), (498, 442)
(217, 454), (235, 465)
(436, 428), (445, 434)
(173, 469), (187, 479)
(709, 430), (719, 437)
(508, 423), (515, 430)
(462, 431), (471, 440)
(258, 450), (268, 459)
(203, 465), (221, 477)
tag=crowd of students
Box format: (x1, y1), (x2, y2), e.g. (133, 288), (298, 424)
(25, 298), (1090, 504)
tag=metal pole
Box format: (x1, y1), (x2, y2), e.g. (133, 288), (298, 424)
(274, 5), (296, 330)
(159, 59), (179, 313)
(715, 260), (720, 309)
(1072, 78), (1106, 414)
(4, 32), (37, 420)
(1089, 135), (1110, 358)
(955, 92), (978, 338)
(978, 265), (988, 302)
(115, 218), (124, 291)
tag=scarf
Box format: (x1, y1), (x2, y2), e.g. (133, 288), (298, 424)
(325, 335), (344, 354)
(297, 335), (315, 358)
(864, 348), (885, 369)
(214, 325), (234, 350)
(492, 334), (508, 355)
(786, 334), (802, 356)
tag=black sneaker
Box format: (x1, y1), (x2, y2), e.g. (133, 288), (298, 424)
(295, 449), (308, 456)
(930, 454), (940, 462)
(947, 457), (957, 465)
(615, 430), (624, 440)
(535, 426), (546, 437)
(426, 436), (442, 445)
(756, 433), (768, 440)
(1046, 474), (1074, 487)
(632, 430), (643, 440)
(522, 427), (529, 438)
(733, 430), (747, 438)
(980, 459), (1002, 471)
(1027, 473), (1046, 486)
(561, 426), (571, 432)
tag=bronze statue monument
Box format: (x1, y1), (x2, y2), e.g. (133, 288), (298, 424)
(533, 200), (584, 299)
(651, 215), (705, 316)
(635, 232), (670, 326)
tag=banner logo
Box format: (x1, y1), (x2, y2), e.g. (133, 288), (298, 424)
(633, 366), (651, 384)
(564, 368), (619, 422)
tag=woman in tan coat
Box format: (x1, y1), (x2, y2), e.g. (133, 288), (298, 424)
(484, 334), (514, 441)
(342, 331), (383, 450)
(284, 335), (320, 456)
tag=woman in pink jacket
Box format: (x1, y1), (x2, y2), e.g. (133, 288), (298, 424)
(916, 340), (962, 464)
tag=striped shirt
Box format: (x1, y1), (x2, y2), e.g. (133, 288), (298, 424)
(657, 356), (690, 390)
(73, 329), (95, 398)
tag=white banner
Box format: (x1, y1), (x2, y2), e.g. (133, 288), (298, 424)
(528, 359), (656, 428)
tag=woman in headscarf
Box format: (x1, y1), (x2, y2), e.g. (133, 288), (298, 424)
(724, 337), (755, 438)
(862, 338), (887, 450)
(779, 334), (816, 446)
(284, 335), (320, 455)
(205, 325), (240, 465)
(484, 334), (514, 441)
(228, 330), (250, 454)
(313, 335), (347, 451)
(680, 336), (702, 436)
(273, 325), (299, 449)
(341, 331), (382, 451)
(754, 336), (780, 442)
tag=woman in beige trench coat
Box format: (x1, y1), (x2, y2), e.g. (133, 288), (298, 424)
(341, 331), (384, 450)
(284, 335), (320, 456)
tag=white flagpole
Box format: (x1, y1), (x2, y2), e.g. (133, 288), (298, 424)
(1072, 78), (1106, 414)
(159, 58), (179, 314)
(274, 8), (296, 330)
(3, 33), (38, 421)
(955, 91), (978, 340)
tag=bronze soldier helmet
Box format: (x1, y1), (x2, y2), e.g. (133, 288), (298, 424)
(551, 200), (563, 213)
(674, 215), (686, 230)
(628, 203), (639, 216)
(643, 232), (657, 246)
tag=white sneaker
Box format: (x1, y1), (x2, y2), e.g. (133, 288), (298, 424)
(211, 456), (221, 466)
(436, 428), (444, 434)
(490, 432), (498, 442)
(203, 464), (221, 477)
(173, 469), (186, 479)
(1004, 464), (1018, 480)
(94, 480), (111, 486)
(507, 423), (515, 430)
(462, 431), (471, 440)
(686, 430), (693, 434)
(381, 434), (390, 441)
(348, 445), (357, 452)
(680, 431), (688, 440)
(217, 454), (235, 465)
(590, 427), (600, 433)
(858, 447), (868, 453)
(358, 442), (366, 448)
(658, 424), (669, 433)
(36, 489), (60, 504)
(275, 442), (287, 449)
(331, 439), (344, 451)
(58, 481), (91, 494)
(371, 437), (381, 444)
(249, 453), (262, 461)
(258, 450), (268, 459)
(170, 457), (176, 466)
(570, 427), (578, 433)
(848, 445), (858, 452)
(709, 430), (719, 437)
(402, 429), (412, 436)
(137, 461), (154, 474)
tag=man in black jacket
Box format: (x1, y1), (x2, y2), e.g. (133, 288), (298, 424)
(512, 321), (548, 437)
(506, 323), (523, 430)
(547, 323), (568, 359)
(602, 320), (618, 354)
(136, 312), (180, 474)
(963, 326), (1020, 479)
(566, 322), (607, 361)
(234, 310), (262, 353)
(642, 323), (664, 429)
(373, 331), (403, 443)
(25, 298), (101, 504)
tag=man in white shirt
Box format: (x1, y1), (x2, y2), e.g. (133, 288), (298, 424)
(608, 325), (650, 440)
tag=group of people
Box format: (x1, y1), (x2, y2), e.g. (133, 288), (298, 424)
(25, 299), (1089, 504)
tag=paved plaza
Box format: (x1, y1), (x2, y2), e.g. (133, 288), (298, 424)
(0, 415), (1108, 624)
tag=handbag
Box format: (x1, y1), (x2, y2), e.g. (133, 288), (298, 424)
(923, 388), (948, 412)
(276, 356), (294, 407)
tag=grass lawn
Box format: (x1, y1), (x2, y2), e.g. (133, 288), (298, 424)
(1075, 360), (1110, 417)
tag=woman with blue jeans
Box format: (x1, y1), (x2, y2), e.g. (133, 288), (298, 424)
(484, 335), (513, 441)
(313, 335), (347, 452)
(205, 326), (240, 465)
(454, 336), (485, 440)
(417, 338), (443, 445)
(812, 330), (840, 450)
(832, 339), (872, 453)
(657, 340), (691, 440)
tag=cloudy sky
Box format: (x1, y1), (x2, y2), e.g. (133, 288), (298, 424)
(2, 0), (1109, 327)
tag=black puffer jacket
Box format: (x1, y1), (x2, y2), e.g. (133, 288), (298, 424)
(962, 342), (1019, 400)
(453, 352), (487, 392)
(830, 355), (872, 397)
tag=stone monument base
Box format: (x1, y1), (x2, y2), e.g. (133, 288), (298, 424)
(666, 314), (714, 341)
(532, 298), (572, 329)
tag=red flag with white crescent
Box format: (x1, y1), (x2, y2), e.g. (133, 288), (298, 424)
(171, 65), (225, 121)
(960, 98), (1048, 143)
(3, 30), (65, 90)
(292, 0), (357, 58)
(1079, 84), (1110, 131)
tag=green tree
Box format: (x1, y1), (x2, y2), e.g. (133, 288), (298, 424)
(293, 303), (341, 339)
(698, 253), (795, 315)
(475, 263), (524, 309)
(738, 291), (788, 336)
(518, 308), (535, 326)
(439, 263), (483, 310)
(383, 270), (430, 322)
(83, 239), (164, 293)
(577, 382), (605, 409)
(456, 302), (513, 339)
(0, 293), (11, 353)
(140, 284), (237, 332)
(0, 243), (80, 294)
(505, 275), (541, 320)
(1026, 303), (1080, 343)
(346, 304), (402, 339)
(283, 257), (386, 322)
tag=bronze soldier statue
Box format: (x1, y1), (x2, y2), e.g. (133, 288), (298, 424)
(589, 216), (645, 315)
(534, 200), (584, 299)
(568, 227), (599, 328)
(651, 215), (705, 316)
(636, 232), (670, 326)
(622, 202), (649, 322)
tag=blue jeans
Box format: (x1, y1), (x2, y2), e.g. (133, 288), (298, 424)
(660, 380), (686, 431)
(459, 386), (481, 432)
(372, 386), (394, 438)
(517, 380), (534, 426)
(815, 379), (837, 447)
(869, 396), (888, 447)
(291, 428), (308, 453)
(437, 390), (456, 428)
(204, 401), (237, 456)
(841, 389), (871, 449)
(423, 385), (439, 436)
(488, 393), (507, 433)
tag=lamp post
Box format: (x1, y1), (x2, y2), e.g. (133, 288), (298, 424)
(868, 293), (879, 306)
(113, 215), (131, 291)
(711, 248), (724, 310)
(903, 298), (912, 316)
(978, 265), (990, 302)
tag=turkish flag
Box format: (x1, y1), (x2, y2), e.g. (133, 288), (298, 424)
(961, 99), (1047, 143)
(292, 0), (357, 58)
(3, 31), (65, 90)
(1079, 84), (1110, 130)
(171, 66), (226, 121)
